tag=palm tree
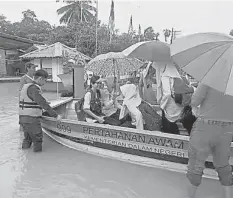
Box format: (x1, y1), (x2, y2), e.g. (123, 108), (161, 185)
(163, 29), (171, 43)
(57, 0), (97, 24)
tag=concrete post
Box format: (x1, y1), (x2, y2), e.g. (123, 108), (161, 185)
(73, 62), (85, 98)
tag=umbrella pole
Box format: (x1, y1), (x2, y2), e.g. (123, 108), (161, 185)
(113, 59), (116, 91)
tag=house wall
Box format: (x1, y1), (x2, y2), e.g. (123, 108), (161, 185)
(30, 58), (62, 82)
(0, 49), (6, 76)
(5, 50), (26, 76)
(31, 59), (41, 68)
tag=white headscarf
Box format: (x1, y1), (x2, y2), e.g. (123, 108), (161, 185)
(119, 84), (142, 119)
(153, 62), (181, 104)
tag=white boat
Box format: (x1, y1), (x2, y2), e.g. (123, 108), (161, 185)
(41, 64), (233, 181)
(41, 97), (233, 181)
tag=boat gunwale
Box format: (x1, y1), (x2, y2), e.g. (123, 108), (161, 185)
(44, 98), (233, 146)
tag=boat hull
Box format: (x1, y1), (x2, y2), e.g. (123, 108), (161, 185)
(41, 98), (233, 180)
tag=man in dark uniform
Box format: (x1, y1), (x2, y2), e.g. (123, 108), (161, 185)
(19, 69), (61, 152)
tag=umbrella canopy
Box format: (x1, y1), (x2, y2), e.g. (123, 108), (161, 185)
(170, 32), (233, 96)
(122, 40), (172, 63)
(85, 52), (143, 76)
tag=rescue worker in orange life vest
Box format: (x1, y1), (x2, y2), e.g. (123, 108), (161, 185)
(19, 69), (61, 152)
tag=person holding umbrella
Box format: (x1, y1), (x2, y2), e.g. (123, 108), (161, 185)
(170, 32), (233, 198)
(138, 62), (157, 105)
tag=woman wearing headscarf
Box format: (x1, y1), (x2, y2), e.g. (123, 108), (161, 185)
(154, 61), (193, 134)
(139, 62), (157, 105)
(119, 83), (144, 129)
(119, 83), (162, 131)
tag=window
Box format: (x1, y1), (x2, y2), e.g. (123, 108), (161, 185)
(43, 68), (52, 75)
(43, 68), (52, 80)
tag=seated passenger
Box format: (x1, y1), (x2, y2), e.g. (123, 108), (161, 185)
(139, 62), (157, 105)
(83, 75), (105, 123)
(119, 83), (162, 131)
(98, 79), (118, 117)
(82, 75), (122, 126)
(119, 83), (144, 129)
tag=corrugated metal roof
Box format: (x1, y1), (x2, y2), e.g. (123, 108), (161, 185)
(0, 32), (44, 50)
(20, 42), (91, 61)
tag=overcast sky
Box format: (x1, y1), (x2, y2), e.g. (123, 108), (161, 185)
(0, 0), (232, 41)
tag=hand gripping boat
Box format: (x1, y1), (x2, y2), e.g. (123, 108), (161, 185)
(41, 64), (233, 181)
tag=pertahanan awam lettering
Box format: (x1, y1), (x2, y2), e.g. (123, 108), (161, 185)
(83, 126), (184, 149)
(84, 135), (185, 158)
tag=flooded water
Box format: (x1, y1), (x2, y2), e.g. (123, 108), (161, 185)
(0, 82), (227, 198)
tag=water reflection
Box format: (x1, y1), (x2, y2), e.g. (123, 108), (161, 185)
(0, 83), (224, 198)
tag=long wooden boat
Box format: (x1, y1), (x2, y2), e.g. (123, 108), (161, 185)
(41, 97), (233, 180)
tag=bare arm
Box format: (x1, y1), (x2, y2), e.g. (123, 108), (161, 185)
(191, 83), (208, 107)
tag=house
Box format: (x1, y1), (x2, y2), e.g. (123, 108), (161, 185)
(20, 42), (91, 82)
(0, 32), (43, 76)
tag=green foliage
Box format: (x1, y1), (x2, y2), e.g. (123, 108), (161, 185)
(0, 7), (162, 57)
(57, 0), (97, 24)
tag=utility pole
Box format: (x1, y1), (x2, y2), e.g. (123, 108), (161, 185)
(170, 28), (181, 44)
(95, 0), (98, 56)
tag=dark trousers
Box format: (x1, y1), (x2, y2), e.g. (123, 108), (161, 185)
(103, 109), (135, 128)
(21, 118), (43, 152)
(161, 110), (180, 135)
(180, 106), (197, 135)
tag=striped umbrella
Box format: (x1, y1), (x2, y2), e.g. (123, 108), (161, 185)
(170, 32), (233, 95)
(85, 52), (143, 76)
(122, 40), (172, 63)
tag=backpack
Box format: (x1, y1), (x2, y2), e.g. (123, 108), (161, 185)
(74, 97), (86, 121)
(74, 89), (102, 121)
(172, 77), (194, 106)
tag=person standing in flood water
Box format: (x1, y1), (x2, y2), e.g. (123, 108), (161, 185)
(19, 62), (38, 92)
(19, 69), (61, 152)
(186, 83), (233, 198)
(19, 62), (38, 132)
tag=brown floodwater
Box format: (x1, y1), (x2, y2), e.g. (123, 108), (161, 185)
(0, 82), (226, 198)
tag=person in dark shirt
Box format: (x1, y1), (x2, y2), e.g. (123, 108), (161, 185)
(19, 69), (61, 152)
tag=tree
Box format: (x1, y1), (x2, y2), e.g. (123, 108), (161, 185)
(0, 15), (12, 33)
(230, 29), (233, 37)
(155, 32), (160, 41)
(144, 27), (156, 41)
(163, 29), (171, 43)
(57, 0), (97, 24)
(22, 9), (37, 23)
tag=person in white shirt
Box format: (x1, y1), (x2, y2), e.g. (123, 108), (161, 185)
(83, 76), (105, 124)
(154, 62), (184, 134)
(119, 83), (144, 130)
